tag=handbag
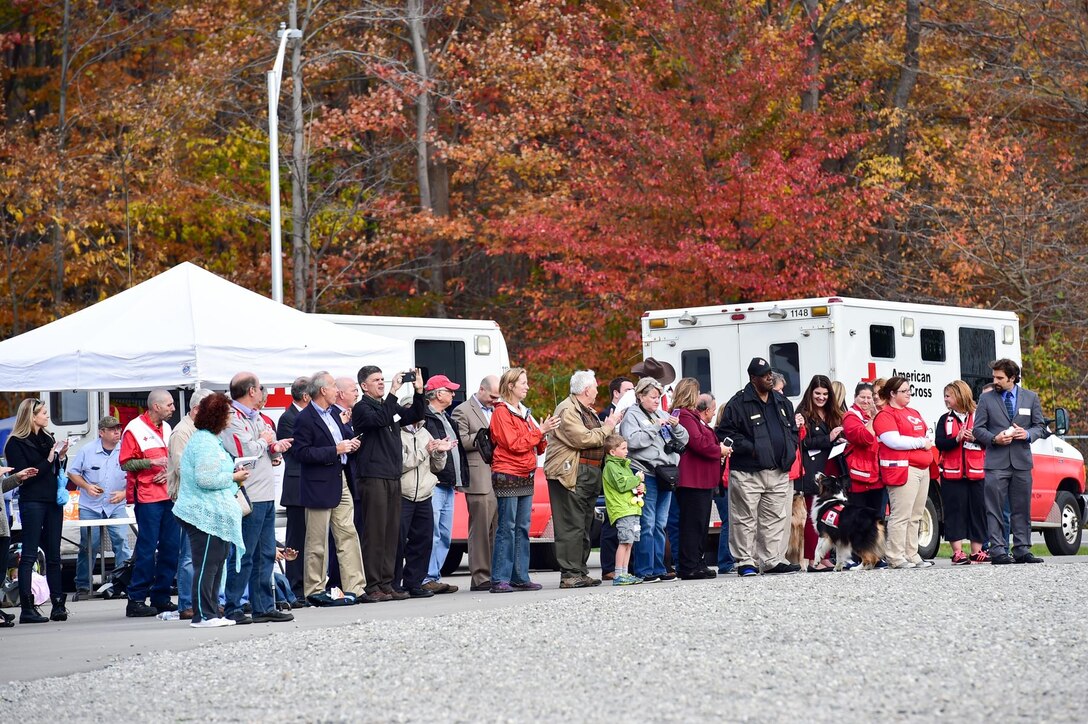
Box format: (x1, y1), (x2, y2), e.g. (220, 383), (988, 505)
(653, 464), (680, 491)
(235, 485), (253, 517)
(56, 468), (70, 506)
(475, 427), (495, 466)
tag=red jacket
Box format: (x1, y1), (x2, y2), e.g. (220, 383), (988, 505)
(677, 408), (721, 489)
(842, 404), (881, 491)
(490, 402), (547, 477)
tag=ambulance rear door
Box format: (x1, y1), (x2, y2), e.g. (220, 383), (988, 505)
(737, 311), (833, 402)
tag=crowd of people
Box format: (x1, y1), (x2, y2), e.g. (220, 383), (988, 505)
(0, 355), (1045, 627)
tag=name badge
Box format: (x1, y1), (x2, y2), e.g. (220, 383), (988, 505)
(750, 414), (763, 421)
(1018, 407), (1030, 416)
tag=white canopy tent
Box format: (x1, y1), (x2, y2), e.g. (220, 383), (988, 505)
(0, 262), (409, 392)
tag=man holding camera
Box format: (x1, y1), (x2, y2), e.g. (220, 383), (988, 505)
(353, 365), (428, 600)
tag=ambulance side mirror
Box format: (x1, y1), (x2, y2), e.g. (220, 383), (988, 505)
(1054, 408), (1069, 437)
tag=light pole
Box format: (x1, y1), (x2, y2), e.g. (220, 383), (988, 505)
(268, 22), (302, 304)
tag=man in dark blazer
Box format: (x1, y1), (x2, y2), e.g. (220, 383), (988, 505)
(277, 376), (310, 601)
(972, 358), (1046, 564)
(292, 371), (368, 603)
(451, 375), (500, 591)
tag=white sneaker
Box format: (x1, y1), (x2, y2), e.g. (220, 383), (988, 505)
(914, 560), (934, 568)
(190, 617), (236, 628)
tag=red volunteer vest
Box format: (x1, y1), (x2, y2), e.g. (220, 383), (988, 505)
(843, 406), (881, 490)
(874, 406), (929, 487)
(938, 412), (985, 481)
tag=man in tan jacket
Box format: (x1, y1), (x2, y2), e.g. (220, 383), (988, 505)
(451, 375), (501, 591)
(544, 370), (622, 588)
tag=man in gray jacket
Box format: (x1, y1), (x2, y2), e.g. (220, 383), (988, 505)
(221, 372), (294, 623)
(972, 358), (1045, 564)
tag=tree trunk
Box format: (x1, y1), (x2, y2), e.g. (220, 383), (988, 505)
(878, 0), (923, 295)
(886, 0), (921, 160)
(52, 0), (72, 312)
(800, 0), (821, 112)
(407, 0), (446, 317)
(290, 0), (310, 310)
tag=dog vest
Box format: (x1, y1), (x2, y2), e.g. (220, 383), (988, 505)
(819, 503), (845, 530)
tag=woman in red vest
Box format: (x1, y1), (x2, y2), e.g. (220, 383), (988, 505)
(874, 376), (934, 569)
(935, 380), (988, 565)
(842, 382), (882, 512)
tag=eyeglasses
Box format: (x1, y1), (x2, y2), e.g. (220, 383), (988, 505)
(31, 400), (45, 412)
(897, 388), (911, 395)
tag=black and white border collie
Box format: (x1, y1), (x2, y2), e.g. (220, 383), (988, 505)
(810, 473), (886, 571)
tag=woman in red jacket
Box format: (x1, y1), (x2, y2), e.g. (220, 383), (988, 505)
(488, 367), (559, 593)
(935, 380), (988, 564)
(842, 382), (882, 512)
(874, 376), (935, 569)
(674, 378), (731, 580)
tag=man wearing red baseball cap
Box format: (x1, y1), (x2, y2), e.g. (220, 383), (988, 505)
(422, 374), (467, 593)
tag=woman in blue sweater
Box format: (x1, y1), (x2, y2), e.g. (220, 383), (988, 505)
(174, 393), (249, 628)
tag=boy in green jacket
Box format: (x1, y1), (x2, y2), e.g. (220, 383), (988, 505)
(602, 433), (646, 585)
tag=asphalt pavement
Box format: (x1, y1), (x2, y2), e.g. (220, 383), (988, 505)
(3, 555), (1088, 722)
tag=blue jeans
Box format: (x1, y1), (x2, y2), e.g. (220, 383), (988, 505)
(274, 571), (297, 605)
(713, 492), (735, 572)
(632, 475), (672, 578)
(225, 501), (277, 616)
(666, 492), (681, 571)
(425, 485), (455, 583)
(492, 494), (532, 585)
(129, 500), (181, 605)
(76, 506), (132, 590)
(177, 529), (193, 611)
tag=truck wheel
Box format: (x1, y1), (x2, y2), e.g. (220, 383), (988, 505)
(1043, 491), (1083, 556)
(440, 544), (466, 577)
(917, 497), (940, 560)
(529, 542), (559, 571)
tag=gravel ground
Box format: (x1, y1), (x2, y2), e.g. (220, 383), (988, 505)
(3, 564), (1086, 722)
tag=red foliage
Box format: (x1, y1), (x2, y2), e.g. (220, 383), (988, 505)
(499, 1), (882, 367)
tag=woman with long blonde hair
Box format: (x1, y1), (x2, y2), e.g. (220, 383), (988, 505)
(3, 398), (70, 623)
(935, 380), (987, 564)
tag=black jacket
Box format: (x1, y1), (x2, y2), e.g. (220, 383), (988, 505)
(352, 392), (427, 481)
(277, 403), (302, 507)
(423, 406), (469, 488)
(798, 415), (841, 494)
(715, 383), (799, 473)
(4, 431), (63, 505)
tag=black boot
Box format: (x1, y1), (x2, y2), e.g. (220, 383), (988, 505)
(50, 593), (69, 622)
(20, 604), (48, 624)
(0, 609), (14, 627)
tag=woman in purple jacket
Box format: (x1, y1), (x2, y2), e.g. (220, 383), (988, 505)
(674, 378), (732, 580)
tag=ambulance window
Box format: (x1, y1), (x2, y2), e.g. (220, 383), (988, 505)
(920, 329), (946, 362)
(869, 325), (895, 359)
(414, 339), (467, 404)
(48, 391), (88, 426)
(959, 328), (996, 398)
(681, 349), (712, 394)
(768, 343), (800, 397)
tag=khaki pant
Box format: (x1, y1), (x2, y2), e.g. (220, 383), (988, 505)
(304, 478), (366, 597)
(466, 490), (498, 589)
(728, 468), (791, 570)
(548, 464), (603, 579)
(885, 467), (930, 566)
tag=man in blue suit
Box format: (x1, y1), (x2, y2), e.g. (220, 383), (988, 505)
(292, 371), (368, 604)
(972, 358), (1046, 565)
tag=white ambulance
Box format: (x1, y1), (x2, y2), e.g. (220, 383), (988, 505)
(641, 296), (1086, 558)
